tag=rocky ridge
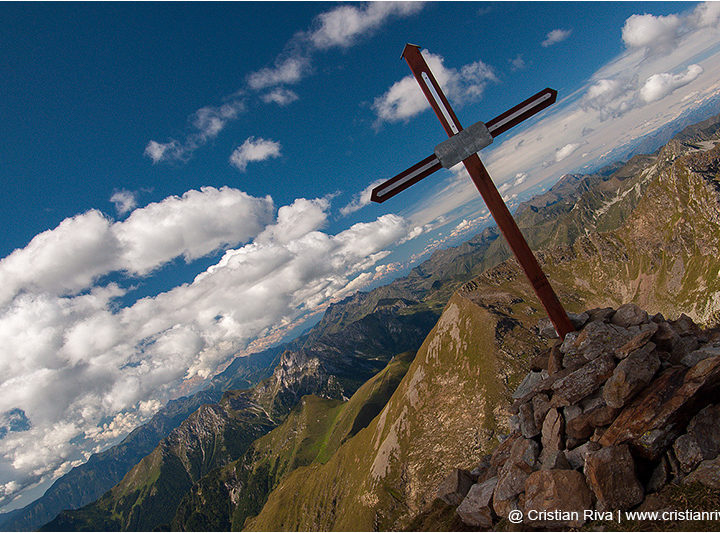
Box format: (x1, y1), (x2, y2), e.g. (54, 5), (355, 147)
(438, 304), (720, 529)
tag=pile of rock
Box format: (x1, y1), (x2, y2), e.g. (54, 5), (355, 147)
(436, 304), (720, 528)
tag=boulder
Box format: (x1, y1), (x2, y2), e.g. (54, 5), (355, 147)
(551, 354), (616, 407)
(680, 343), (720, 368)
(547, 343), (563, 375)
(512, 370), (547, 399)
(523, 470), (593, 527)
(518, 402), (539, 439)
(565, 441), (601, 470)
(584, 445), (644, 511)
(532, 394), (551, 429)
(673, 433), (704, 473)
(611, 303), (648, 327)
(493, 438), (540, 515)
(530, 350), (550, 372)
(568, 312), (590, 329)
(651, 321), (680, 352)
(538, 317), (559, 339)
(670, 336), (700, 363)
(436, 468), (474, 506)
(601, 356), (720, 460)
(671, 313), (699, 337)
(470, 455), (491, 483)
(541, 449), (571, 470)
(646, 455), (671, 494)
(587, 307), (615, 323)
(540, 408), (565, 463)
(603, 343), (660, 408)
(683, 456), (720, 489)
(616, 322), (658, 358)
(456, 476), (497, 528)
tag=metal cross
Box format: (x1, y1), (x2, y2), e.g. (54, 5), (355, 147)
(371, 44), (574, 339)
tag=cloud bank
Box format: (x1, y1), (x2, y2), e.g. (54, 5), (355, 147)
(0, 187), (412, 507)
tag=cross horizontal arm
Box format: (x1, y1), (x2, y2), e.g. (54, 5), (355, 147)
(370, 87), (558, 204)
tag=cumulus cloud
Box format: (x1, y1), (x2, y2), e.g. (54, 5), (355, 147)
(109, 190), (137, 216)
(145, 100), (245, 163)
(622, 13), (682, 54)
(147, 3), (423, 164)
(373, 51), (497, 123)
(229, 137), (282, 172)
(0, 189), (410, 507)
(541, 28), (572, 47)
(339, 179), (385, 216)
(260, 88), (300, 106)
(640, 64), (703, 103)
(0, 187), (274, 304)
(306, 2), (423, 50)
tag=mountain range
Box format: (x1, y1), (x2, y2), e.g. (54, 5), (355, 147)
(6, 111), (720, 531)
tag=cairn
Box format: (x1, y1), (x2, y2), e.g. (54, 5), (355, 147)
(436, 304), (720, 528)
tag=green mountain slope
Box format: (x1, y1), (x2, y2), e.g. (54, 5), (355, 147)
(169, 351), (414, 531)
(245, 129), (720, 531)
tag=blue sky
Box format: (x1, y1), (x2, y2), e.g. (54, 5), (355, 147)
(2, 1), (720, 512)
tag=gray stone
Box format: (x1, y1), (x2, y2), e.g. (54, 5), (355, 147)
(523, 470), (593, 527)
(493, 438), (540, 512)
(688, 404), (720, 459)
(584, 445), (644, 511)
(603, 343), (661, 409)
(647, 455), (671, 493)
(616, 322), (658, 359)
(541, 449), (571, 470)
(551, 354), (616, 407)
(568, 312), (590, 329)
(563, 404), (582, 424)
(670, 335), (700, 363)
(518, 402), (539, 439)
(671, 313), (699, 336)
(469, 455), (491, 483)
(601, 357), (720, 459)
(547, 343), (563, 375)
(538, 317), (559, 339)
(456, 477), (497, 528)
(574, 320), (634, 363)
(559, 331), (579, 354)
(673, 433), (704, 473)
(512, 370), (546, 399)
(532, 393), (551, 429)
(683, 456), (720, 489)
(565, 441), (601, 470)
(611, 303), (649, 327)
(681, 344), (720, 368)
(652, 321), (680, 352)
(587, 307), (615, 323)
(436, 468), (474, 506)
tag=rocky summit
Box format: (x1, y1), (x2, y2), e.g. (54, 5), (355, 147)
(439, 304), (720, 529)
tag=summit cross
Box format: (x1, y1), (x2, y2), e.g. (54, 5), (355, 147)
(371, 44), (575, 339)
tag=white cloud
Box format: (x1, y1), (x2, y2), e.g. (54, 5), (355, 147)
(340, 179), (385, 216)
(260, 88), (299, 106)
(555, 143), (581, 162)
(306, 2), (423, 50)
(247, 57), (310, 91)
(229, 137), (282, 172)
(622, 13), (682, 53)
(373, 51), (497, 123)
(109, 190), (137, 216)
(510, 54), (526, 71)
(541, 28), (572, 47)
(0, 190), (410, 507)
(145, 100), (245, 163)
(640, 64), (704, 103)
(0, 187), (274, 305)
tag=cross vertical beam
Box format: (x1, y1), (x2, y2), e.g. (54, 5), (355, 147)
(402, 44), (574, 338)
